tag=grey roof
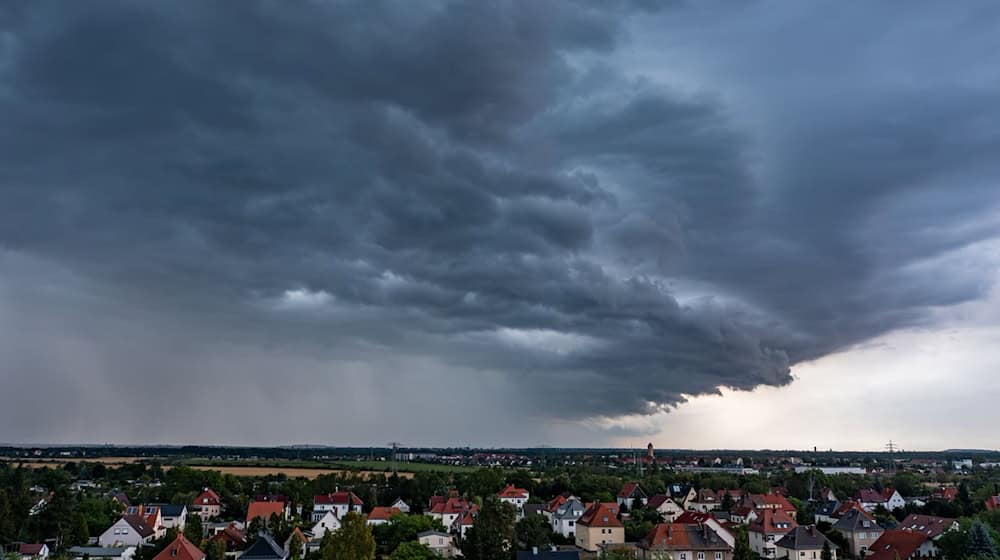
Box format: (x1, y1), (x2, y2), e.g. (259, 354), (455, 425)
(240, 535), (286, 560)
(815, 501), (840, 516)
(774, 526), (839, 550)
(149, 503), (187, 517)
(833, 509), (878, 532)
(515, 551), (580, 560)
(553, 498), (586, 521)
(524, 504), (546, 517)
(68, 547), (133, 558)
(417, 530), (451, 538)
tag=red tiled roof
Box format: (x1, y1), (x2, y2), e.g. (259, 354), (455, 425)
(986, 496), (1000, 511)
(498, 484), (529, 499)
(210, 523), (247, 550)
(675, 511), (713, 524)
(642, 523), (731, 550)
(123, 514), (156, 538)
(368, 506), (401, 521)
(646, 495), (675, 510)
(429, 497), (477, 516)
(546, 495), (569, 513)
(932, 487), (958, 501)
(194, 489), (221, 507)
(19, 544), (46, 555)
(749, 509), (797, 535)
(577, 502), (622, 528)
(868, 530), (929, 560)
(898, 514), (956, 539)
(833, 501), (865, 517)
(153, 534), (205, 560)
(314, 492), (363, 506)
(858, 488), (897, 503)
(618, 482), (643, 499)
(247, 501), (286, 523)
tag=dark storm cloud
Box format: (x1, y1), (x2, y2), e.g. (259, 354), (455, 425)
(2, 0), (1000, 442)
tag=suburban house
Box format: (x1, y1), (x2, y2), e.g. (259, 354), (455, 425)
(813, 502), (841, 525)
(98, 515), (157, 547)
(673, 512), (736, 548)
(498, 484), (531, 516)
(452, 510), (475, 538)
(192, 489), (222, 521)
(149, 504), (188, 531)
(730, 506), (759, 526)
(931, 488), (958, 502)
(832, 508), (883, 558)
(857, 488), (906, 512)
(151, 535), (205, 560)
(311, 492), (363, 522)
(417, 530), (458, 558)
(896, 514), (957, 557)
(550, 497), (587, 538)
(124, 505), (163, 537)
(391, 498), (411, 513)
(427, 497), (478, 532)
(867, 530), (930, 560)
(748, 509), (798, 559)
(741, 494), (798, 520)
(208, 523), (247, 553)
(647, 495), (686, 522)
(239, 534), (287, 560)
(575, 502), (624, 552)
(667, 485), (697, 510)
(618, 482), (648, 510)
(366, 506), (401, 526)
(18, 544), (49, 560)
(246, 501), (289, 527)
(773, 525), (838, 560)
(817, 488), (838, 503)
(310, 511), (341, 540)
(284, 527), (308, 558)
(67, 548), (135, 560)
(692, 490), (743, 513)
(638, 522), (734, 560)
(110, 493), (132, 509)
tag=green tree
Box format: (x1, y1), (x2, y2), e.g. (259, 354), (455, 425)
(206, 539), (227, 560)
(460, 496), (516, 560)
(70, 513), (90, 547)
(515, 514), (553, 550)
(322, 512), (375, 560)
(288, 532), (303, 560)
(966, 522), (998, 558)
(389, 542), (440, 560)
(373, 514), (447, 553)
(733, 526), (756, 560)
(821, 540), (833, 560)
(183, 514), (204, 545)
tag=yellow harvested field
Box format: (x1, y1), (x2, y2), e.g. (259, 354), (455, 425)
(185, 465), (415, 479)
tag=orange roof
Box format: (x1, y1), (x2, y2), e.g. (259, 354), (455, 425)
(577, 502), (622, 528)
(546, 495), (569, 512)
(153, 534), (205, 560)
(868, 530), (929, 560)
(749, 509), (797, 535)
(247, 501), (286, 523)
(368, 506), (402, 521)
(642, 523), (732, 550)
(194, 489), (221, 507)
(498, 484), (529, 499)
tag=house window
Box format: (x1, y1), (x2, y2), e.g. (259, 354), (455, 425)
(122, 529), (129, 535)
(716, 554), (722, 560)
(698, 552), (705, 559)
(681, 554), (687, 560)
(569, 521), (574, 526)
(859, 533), (866, 540)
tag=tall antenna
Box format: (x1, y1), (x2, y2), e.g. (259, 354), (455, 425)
(387, 442), (402, 475)
(886, 440), (898, 473)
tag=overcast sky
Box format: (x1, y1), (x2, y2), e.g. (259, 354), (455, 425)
(2, 1), (1000, 449)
